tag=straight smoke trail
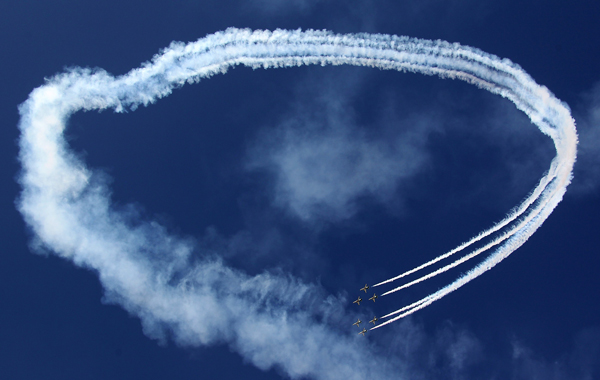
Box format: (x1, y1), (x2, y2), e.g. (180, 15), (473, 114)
(17, 28), (577, 378)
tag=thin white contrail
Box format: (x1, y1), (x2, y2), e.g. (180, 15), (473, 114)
(17, 30), (576, 379)
(373, 171), (554, 288)
(380, 173), (559, 297)
(375, 174), (565, 325)
(380, 294), (435, 320)
(373, 177), (566, 329)
(375, 111), (574, 323)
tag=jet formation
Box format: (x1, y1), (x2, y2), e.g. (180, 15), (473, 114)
(352, 284), (380, 335)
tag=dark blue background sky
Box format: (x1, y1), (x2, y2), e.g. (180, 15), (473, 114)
(1, 1), (599, 379)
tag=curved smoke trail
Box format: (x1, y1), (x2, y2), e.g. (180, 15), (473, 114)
(17, 28), (576, 378)
(372, 170), (555, 289)
(379, 174), (557, 297)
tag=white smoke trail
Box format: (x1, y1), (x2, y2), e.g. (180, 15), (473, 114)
(380, 175), (559, 297)
(17, 28), (576, 378)
(374, 106), (575, 324)
(374, 176), (567, 329)
(373, 171), (554, 288)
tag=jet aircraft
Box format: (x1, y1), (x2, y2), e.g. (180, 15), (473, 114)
(360, 284), (369, 293)
(353, 296), (363, 305)
(353, 319), (362, 327)
(369, 294), (378, 302)
(358, 328), (367, 336)
(369, 316), (378, 325)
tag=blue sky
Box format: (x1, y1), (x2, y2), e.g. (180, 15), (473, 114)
(1, 1), (599, 379)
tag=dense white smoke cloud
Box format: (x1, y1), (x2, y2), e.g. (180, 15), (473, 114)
(17, 28), (576, 379)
